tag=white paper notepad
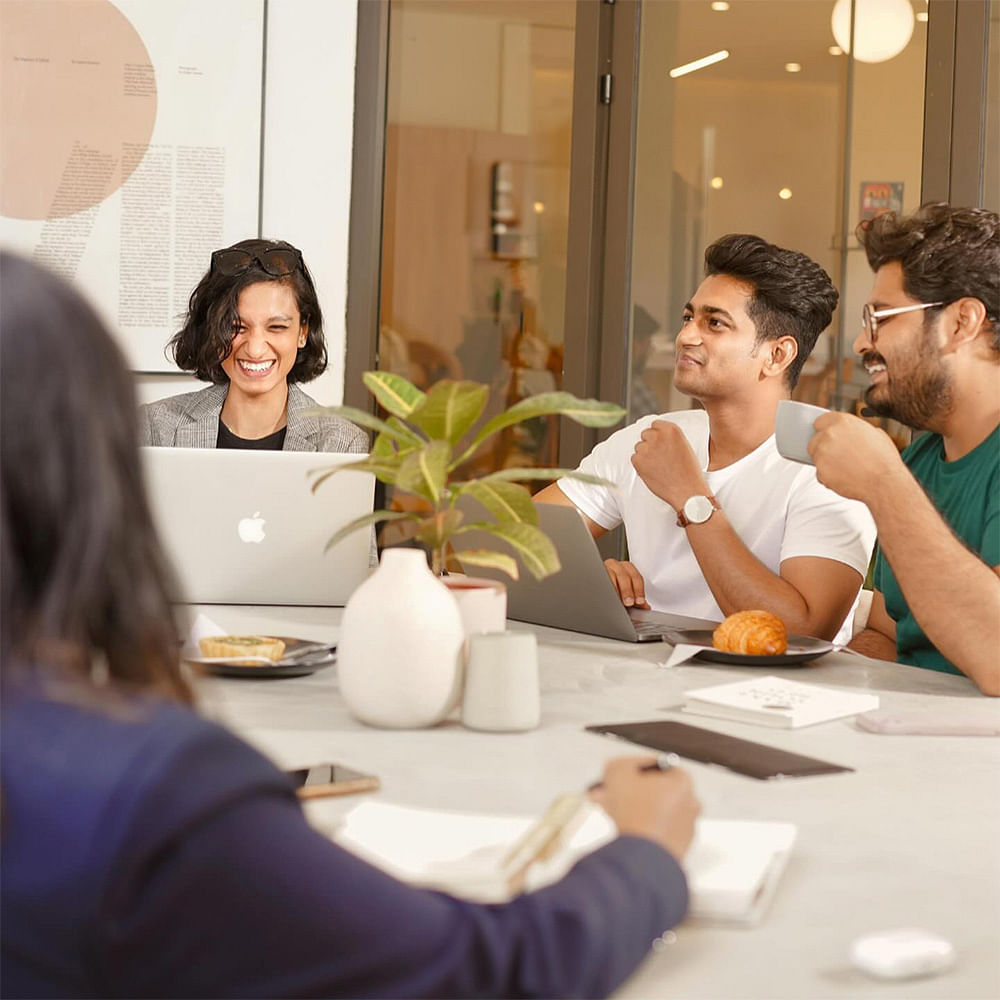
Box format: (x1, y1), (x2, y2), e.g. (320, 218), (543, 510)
(683, 675), (879, 729)
(335, 800), (796, 925)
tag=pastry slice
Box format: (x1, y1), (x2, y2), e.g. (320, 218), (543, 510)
(198, 635), (286, 665)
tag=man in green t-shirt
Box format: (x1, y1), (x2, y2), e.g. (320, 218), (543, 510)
(809, 203), (999, 696)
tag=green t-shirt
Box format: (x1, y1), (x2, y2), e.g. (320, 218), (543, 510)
(874, 424), (1000, 675)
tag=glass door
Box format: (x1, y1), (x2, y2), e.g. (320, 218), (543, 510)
(376, 0), (577, 481)
(625, 0), (928, 453)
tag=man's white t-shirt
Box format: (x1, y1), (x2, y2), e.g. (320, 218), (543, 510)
(558, 409), (876, 645)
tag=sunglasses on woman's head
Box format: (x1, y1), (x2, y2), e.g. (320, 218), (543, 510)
(210, 246), (304, 278)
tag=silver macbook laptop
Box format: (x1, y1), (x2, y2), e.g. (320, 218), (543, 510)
(458, 501), (717, 641)
(141, 447), (374, 606)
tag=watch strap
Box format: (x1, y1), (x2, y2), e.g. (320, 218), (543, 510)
(676, 494), (720, 528)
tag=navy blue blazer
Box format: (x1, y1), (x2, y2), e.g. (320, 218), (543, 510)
(1, 683), (689, 998)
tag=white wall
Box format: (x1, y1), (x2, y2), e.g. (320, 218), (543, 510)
(136, 0), (359, 406)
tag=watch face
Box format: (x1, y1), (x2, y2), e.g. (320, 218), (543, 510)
(683, 495), (715, 523)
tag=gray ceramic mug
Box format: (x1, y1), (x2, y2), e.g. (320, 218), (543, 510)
(775, 399), (828, 465)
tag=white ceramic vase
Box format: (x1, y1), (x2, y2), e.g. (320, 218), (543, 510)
(338, 547), (465, 728)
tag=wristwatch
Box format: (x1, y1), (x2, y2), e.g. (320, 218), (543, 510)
(676, 494), (720, 528)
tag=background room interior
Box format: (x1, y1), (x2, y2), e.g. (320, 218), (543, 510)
(2, 0), (997, 462)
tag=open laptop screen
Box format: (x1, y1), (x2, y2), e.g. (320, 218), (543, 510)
(457, 500), (715, 641)
(141, 447), (373, 606)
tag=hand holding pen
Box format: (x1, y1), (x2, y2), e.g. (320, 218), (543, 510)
(589, 754), (700, 861)
(501, 754), (700, 893)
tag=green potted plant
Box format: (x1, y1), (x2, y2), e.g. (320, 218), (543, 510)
(313, 371), (625, 579)
(310, 371), (624, 730)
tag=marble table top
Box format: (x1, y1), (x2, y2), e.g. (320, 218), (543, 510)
(187, 604), (1000, 1000)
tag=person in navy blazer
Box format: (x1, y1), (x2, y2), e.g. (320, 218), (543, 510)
(0, 251), (699, 999)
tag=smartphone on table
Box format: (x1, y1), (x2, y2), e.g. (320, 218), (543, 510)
(286, 763), (380, 799)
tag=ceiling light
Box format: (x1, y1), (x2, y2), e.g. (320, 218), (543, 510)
(533, 201), (545, 214)
(669, 49), (730, 79)
(710, 1), (731, 10)
(785, 62), (802, 73)
(831, 0), (914, 63)
(916, 11), (928, 21)
(828, 45), (844, 56)
(710, 176), (724, 189)
(779, 188), (793, 200)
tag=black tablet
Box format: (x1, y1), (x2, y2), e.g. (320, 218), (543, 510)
(586, 720), (853, 780)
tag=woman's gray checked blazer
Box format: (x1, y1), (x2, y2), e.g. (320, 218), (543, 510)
(138, 383), (368, 453)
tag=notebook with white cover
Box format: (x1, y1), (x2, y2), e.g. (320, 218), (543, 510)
(683, 675), (880, 729)
(335, 800), (796, 925)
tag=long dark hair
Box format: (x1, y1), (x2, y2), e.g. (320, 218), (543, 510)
(168, 237), (328, 383)
(1, 252), (192, 703)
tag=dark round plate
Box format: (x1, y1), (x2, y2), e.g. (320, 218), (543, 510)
(663, 629), (834, 666)
(203, 652), (336, 679)
(186, 636), (336, 679)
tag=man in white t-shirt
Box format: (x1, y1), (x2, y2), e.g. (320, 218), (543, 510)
(536, 234), (876, 643)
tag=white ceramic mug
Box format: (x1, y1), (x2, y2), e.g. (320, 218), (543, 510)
(461, 631), (540, 732)
(444, 577), (507, 636)
(775, 399), (828, 465)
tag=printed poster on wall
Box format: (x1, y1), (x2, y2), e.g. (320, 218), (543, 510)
(858, 181), (904, 223)
(0, 0), (264, 371)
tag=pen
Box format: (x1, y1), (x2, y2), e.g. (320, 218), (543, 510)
(501, 792), (587, 893)
(587, 752), (679, 791)
(502, 755), (683, 893)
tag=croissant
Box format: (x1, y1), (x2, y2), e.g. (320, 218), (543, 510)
(712, 610), (788, 656)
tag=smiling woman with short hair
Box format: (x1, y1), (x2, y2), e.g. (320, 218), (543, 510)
(140, 238), (366, 453)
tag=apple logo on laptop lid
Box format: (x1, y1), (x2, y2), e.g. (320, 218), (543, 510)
(238, 511), (266, 544)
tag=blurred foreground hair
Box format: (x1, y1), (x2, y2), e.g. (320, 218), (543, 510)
(0, 252), (191, 703)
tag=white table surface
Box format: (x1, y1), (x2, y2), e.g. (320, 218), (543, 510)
(187, 605), (1000, 1000)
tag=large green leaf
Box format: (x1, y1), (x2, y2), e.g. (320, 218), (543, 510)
(362, 371), (425, 419)
(311, 404), (416, 445)
(455, 479), (538, 525)
(413, 507), (465, 552)
(386, 415), (425, 446)
(371, 430), (397, 460)
(309, 457), (401, 491)
(409, 380), (489, 446)
(325, 509), (416, 553)
(468, 392), (625, 451)
(452, 549), (520, 580)
(372, 415), (424, 460)
(396, 440), (451, 502)
(454, 520), (560, 580)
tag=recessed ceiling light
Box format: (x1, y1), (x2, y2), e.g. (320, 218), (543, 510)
(710, 1), (731, 10)
(779, 188), (793, 200)
(916, 11), (928, 21)
(669, 50), (730, 79)
(828, 45), (844, 56)
(785, 62), (802, 73)
(710, 176), (724, 190)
